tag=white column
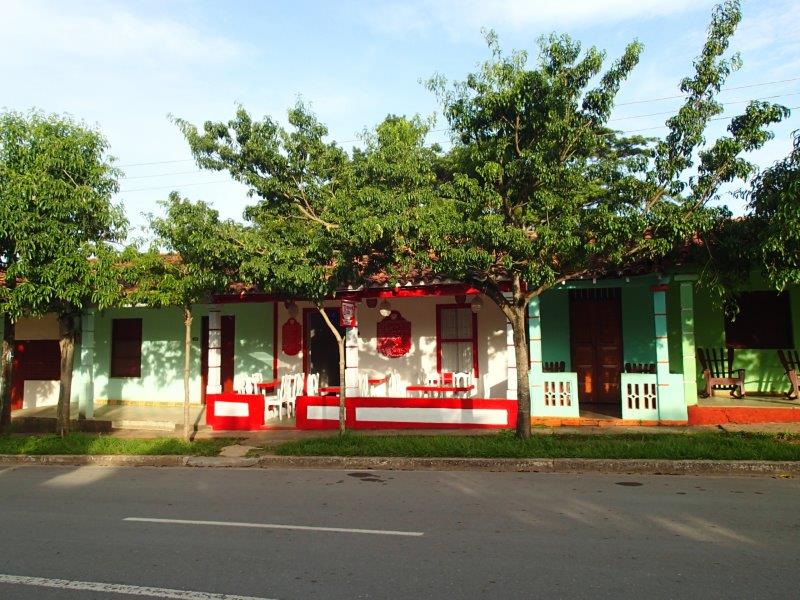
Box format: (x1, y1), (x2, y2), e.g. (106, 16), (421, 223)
(344, 314), (359, 397)
(206, 306), (222, 394)
(79, 309), (95, 419)
(528, 296), (543, 404)
(504, 292), (517, 400)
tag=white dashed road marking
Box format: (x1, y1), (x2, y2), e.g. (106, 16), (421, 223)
(124, 516), (425, 537)
(0, 573), (274, 599)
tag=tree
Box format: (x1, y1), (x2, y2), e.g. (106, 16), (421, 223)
(0, 111), (125, 435)
(175, 105), (432, 433)
(122, 193), (239, 441)
(422, 1), (787, 437)
(749, 131), (800, 290)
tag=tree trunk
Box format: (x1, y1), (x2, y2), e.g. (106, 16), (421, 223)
(56, 312), (77, 437)
(508, 306), (532, 439)
(182, 306), (193, 442)
(0, 315), (15, 429)
(316, 305), (346, 435)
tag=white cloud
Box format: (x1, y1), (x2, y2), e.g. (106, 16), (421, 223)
(0, 0), (244, 68)
(360, 0), (715, 38)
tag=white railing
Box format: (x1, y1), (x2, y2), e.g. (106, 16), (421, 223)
(621, 373), (659, 420)
(531, 372), (580, 418)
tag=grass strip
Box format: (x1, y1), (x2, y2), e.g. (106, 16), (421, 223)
(274, 431), (800, 461)
(0, 433), (236, 456)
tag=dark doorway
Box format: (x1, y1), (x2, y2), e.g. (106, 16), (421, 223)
(201, 315), (235, 402)
(11, 340), (61, 410)
(569, 288), (623, 416)
(304, 308), (344, 388)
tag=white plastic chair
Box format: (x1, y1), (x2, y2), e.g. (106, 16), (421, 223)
(307, 373), (320, 396)
(386, 372), (403, 397)
(285, 373), (304, 418)
(358, 373), (371, 397)
(453, 372), (474, 398)
(264, 374), (290, 420)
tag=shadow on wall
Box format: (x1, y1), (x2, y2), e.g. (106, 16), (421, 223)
(21, 379), (60, 409)
(96, 326), (186, 403)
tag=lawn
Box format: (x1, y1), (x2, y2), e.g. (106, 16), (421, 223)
(0, 433), (236, 456)
(274, 431), (800, 461)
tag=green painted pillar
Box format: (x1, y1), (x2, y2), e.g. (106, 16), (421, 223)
(652, 284), (670, 377)
(528, 296), (543, 400)
(79, 308), (95, 419)
(675, 276), (699, 406)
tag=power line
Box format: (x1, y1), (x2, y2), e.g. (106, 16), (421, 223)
(615, 75), (800, 106)
(119, 179), (233, 193)
(622, 105), (799, 133)
(121, 169), (202, 180)
(115, 75), (799, 168)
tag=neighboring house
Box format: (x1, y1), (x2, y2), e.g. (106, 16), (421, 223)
(3, 272), (798, 428)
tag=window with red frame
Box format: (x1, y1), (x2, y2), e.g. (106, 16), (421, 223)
(437, 305), (478, 375)
(111, 318), (142, 378)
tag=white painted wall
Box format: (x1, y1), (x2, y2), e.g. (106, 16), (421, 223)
(23, 380), (60, 409)
(277, 296), (509, 398)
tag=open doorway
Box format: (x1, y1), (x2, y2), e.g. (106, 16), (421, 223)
(303, 307), (344, 389)
(200, 315), (235, 402)
(569, 288), (623, 418)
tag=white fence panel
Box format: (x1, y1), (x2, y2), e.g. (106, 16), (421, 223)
(531, 372), (580, 418)
(621, 373), (659, 420)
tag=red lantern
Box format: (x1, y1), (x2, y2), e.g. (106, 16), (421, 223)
(281, 318), (302, 356)
(377, 311), (411, 358)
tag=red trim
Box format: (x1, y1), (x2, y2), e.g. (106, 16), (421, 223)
(435, 304), (479, 377)
(687, 404), (800, 425)
(295, 395), (517, 430)
(206, 393), (265, 430)
(406, 385), (475, 393)
(650, 284), (670, 292)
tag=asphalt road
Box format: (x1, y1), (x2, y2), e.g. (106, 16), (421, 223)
(0, 466), (798, 599)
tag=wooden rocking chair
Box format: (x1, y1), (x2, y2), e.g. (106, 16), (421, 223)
(777, 350), (800, 400)
(542, 361), (566, 373)
(625, 362), (656, 374)
(697, 347), (746, 398)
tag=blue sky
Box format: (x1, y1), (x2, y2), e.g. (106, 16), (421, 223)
(2, 0), (798, 234)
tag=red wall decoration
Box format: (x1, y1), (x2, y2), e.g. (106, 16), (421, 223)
(281, 318), (302, 356)
(377, 310), (411, 358)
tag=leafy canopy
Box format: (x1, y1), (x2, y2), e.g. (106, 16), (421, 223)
(0, 110), (126, 318)
(175, 104), (434, 299)
(421, 1), (787, 311)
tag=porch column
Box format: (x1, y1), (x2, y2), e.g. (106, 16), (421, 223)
(675, 275), (699, 406)
(652, 284), (670, 380)
(206, 306), (222, 394)
(528, 296), (543, 403)
(78, 308), (95, 419)
(343, 304), (359, 398)
(504, 292), (517, 400)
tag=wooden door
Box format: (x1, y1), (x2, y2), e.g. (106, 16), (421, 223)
(569, 289), (623, 406)
(10, 340), (61, 410)
(200, 315), (235, 402)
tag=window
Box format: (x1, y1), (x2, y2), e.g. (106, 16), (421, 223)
(725, 291), (793, 349)
(111, 318), (142, 377)
(437, 305), (478, 375)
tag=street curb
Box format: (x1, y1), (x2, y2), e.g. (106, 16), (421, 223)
(0, 453), (797, 475)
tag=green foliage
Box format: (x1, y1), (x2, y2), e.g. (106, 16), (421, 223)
(0, 110), (126, 318)
(123, 192), (240, 309)
(420, 1), (787, 311)
(175, 104), (433, 299)
(274, 431), (800, 461)
(749, 131), (800, 290)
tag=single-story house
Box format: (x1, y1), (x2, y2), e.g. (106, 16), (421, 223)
(4, 272), (799, 429)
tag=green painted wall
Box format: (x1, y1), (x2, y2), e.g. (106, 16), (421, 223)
(666, 284), (683, 374)
(84, 303), (275, 404)
(540, 289), (571, 369)
(692, 282), (800, 394)
(621, 286), (656, 365)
